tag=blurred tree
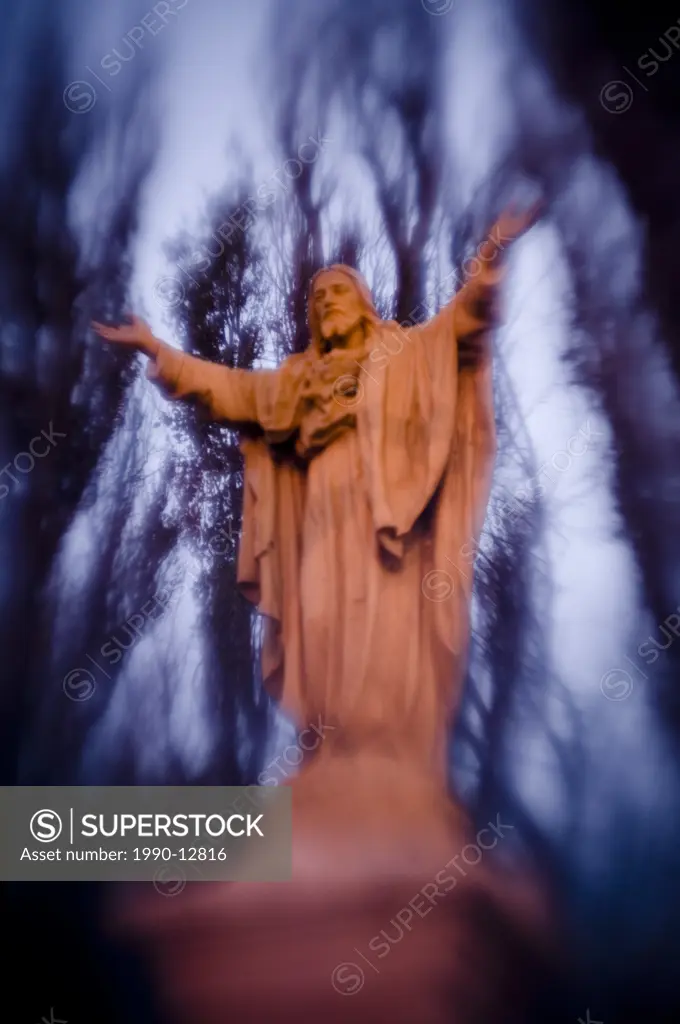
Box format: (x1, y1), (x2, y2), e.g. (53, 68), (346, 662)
(0, 10), (157, 787)
(160, 186), (275, 783)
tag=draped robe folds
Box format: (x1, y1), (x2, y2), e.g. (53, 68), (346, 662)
(147, 260), (504, 780)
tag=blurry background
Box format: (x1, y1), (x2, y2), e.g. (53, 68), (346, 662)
(2, 0), (680, 1020)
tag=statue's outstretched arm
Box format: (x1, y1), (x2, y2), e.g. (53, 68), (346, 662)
(453, 242), (507, 368)
(91, 315), (262, 424)
(145, 342), (261, 423)
(423, 202), (543, 369)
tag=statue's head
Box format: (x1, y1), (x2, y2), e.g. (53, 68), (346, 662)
(307, 264), (380, 351)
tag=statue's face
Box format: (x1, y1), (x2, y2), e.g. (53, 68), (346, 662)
(312, 271), (365, 343)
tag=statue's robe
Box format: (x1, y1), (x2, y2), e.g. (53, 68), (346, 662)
(147, 259), (504, 781)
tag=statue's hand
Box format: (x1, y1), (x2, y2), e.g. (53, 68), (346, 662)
(91, 314), (159, 357)
(494, 200), (543, 245)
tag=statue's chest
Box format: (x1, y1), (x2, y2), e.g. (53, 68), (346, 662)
(294, 354), (365, 458)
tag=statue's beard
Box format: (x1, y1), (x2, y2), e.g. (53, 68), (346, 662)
(319, 315), (364, 352)
(320, 333), (347, 353)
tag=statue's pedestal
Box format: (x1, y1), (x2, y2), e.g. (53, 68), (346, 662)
(114, 752), (551, 1023)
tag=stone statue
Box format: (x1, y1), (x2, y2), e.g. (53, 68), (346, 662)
(93, 205), (540, 784)
(102, 205), (551, 1024)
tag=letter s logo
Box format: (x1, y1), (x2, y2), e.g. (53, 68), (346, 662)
(30, 809), (63, 842)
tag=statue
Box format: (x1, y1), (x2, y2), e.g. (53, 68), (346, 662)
(92, 204), (539, 783)
(97, 205), (551, 1024)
